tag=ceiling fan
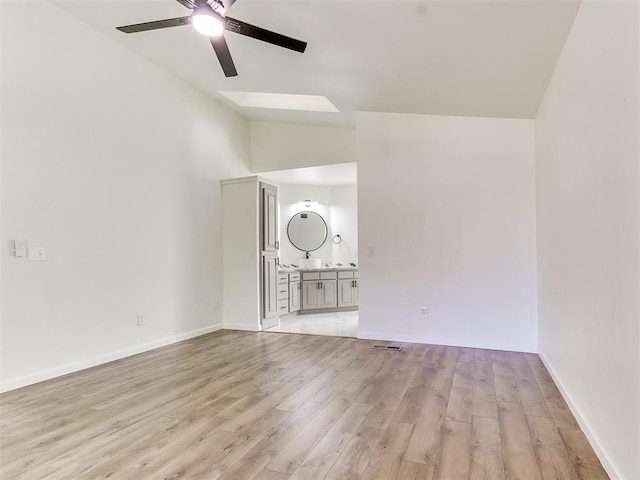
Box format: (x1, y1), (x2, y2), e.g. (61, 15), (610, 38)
(116, 0), (307, 77)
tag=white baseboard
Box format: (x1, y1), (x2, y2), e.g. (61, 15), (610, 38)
(0, 323), (223, 393)
(357, 330), (537, 354)
(538, 351), (624, 480)
(223, 322), (262, 332)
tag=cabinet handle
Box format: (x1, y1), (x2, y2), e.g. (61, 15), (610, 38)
(352, 280), (355, 288)
(320, 281), (323, 289)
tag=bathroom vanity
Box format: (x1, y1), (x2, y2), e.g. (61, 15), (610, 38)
(278, 268), (358, 315)
(280, 207), (358, 314)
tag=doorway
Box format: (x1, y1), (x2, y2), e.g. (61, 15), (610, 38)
(260, 163), (359, 338)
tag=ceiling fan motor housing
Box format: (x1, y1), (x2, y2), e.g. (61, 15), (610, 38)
(206, 0), (226, 15)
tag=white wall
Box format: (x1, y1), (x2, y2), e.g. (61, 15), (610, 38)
(0, 1), (251, 391)
(535, 2), (639, 478)
(357, 112), (538, 352)
(251, 122), (355, 172)
(278, 184), (358, 266)
(221, 178), (260, 331)
(330, 185), (359, 265)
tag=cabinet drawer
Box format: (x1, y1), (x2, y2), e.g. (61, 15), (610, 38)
(277, 298), (289, 313)
(338, 271), (354, 279)
(289, 272), (300, 282)
(277, 273), (289, 284)
(302, 272), (320, 280)
(278, 285), (289, 298)
(320, 271), (337, 280)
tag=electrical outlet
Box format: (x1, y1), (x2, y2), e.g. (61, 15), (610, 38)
(368, 247), (375, 257)
(420, 306), (428, 317)
(27, 247), (46, 261)
(137, 314), (145, 326)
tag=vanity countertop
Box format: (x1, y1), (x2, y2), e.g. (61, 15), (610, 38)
(278, 266), (357, 273)
(278, 267), (299, 273)
(298, 266), (357, 272)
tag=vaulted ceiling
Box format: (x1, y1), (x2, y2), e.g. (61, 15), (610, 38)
(54, 0), (581, 128)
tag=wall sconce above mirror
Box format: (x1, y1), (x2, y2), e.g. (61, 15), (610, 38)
(298, 199), (318, 208)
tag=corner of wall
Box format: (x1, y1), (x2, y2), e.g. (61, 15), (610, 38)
(538, 351), (626, 480)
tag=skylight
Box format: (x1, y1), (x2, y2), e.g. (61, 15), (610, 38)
(217, 91), (338, 113)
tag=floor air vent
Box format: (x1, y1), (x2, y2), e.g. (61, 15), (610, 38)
(371, 344), (403, 351)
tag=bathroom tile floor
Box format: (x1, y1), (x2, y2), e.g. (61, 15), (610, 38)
(263, 311), (358, 338)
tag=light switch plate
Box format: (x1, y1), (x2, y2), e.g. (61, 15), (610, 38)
(13, 240), (27, 257)
(28, 247), (46, 261)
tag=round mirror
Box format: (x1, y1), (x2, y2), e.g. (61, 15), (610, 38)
(287, 211), (328, 252)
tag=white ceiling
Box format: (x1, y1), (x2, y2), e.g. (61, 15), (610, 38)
(54, 0), (581, 128)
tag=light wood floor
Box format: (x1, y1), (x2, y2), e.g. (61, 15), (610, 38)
(0, 331), (608, 480)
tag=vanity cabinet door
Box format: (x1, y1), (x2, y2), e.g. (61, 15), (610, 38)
(301, 277), (342, 310)
(302, 281), (321, 310)
(353, 279), (359, 306)
(289, 281), (301, 313)
(338, 279), (355, 307)
(338, 278), (359, 307)
(319, 280), (337, 308)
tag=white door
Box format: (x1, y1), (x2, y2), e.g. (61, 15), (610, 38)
(263, 255), (278, 324)
(262, 185), (278, 252)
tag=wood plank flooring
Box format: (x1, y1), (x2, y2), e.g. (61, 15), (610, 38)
(0, 331), (609, 479)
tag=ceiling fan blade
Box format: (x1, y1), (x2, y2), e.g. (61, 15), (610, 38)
(175, 0), (197, 9)
(224, 17), (307, 53)
(210, 36), (238, 77)
(116, 16), (190, 34)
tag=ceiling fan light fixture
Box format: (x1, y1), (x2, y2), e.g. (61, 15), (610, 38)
(191, 7), (224, 37)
